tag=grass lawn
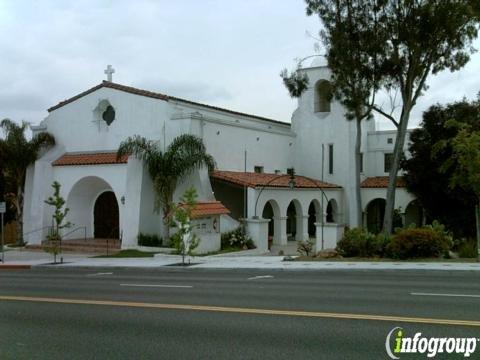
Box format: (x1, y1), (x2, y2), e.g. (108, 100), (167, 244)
(295, 255), (478, 262)
(196, 247), (244, 256)
(95, 249), (158, 258)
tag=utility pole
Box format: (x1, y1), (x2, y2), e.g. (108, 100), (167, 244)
(0, 201), (6, 263)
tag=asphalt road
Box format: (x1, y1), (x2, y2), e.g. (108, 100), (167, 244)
(0, 268), (479, 359)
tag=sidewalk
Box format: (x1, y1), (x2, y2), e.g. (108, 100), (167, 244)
(1, 249), (480, 271)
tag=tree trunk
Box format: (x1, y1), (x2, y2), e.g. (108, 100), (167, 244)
(354, 118), (363, 227)
(162, 215), (170, 246)
(162, 199), (173, 245)
(383, 106), (410, 234)
(16, 185), (24, 245)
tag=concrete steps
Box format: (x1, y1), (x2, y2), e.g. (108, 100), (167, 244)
(26, 238), (121, 254)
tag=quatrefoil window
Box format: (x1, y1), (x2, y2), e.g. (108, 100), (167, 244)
(94, 99), (116, 127)
(102, 105), (115, 125)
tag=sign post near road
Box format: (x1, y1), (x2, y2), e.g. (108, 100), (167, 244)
(0, 202), (5, 262)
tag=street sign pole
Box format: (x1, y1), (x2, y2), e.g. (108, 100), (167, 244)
(1, 212), (3, 263)
(0, 202), (5, 263)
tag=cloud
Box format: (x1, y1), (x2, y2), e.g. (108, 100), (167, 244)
(0, 0), (477, 128)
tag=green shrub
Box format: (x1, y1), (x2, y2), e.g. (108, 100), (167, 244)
(371, 232), (391, 258)
(387, 224), (452, 259)
(297, 240), (314, 256)
(221, 227), (255, 250)
(137, 233), (163, 247)
(337, 228), (386, 257)
(457, 239), (477, 258)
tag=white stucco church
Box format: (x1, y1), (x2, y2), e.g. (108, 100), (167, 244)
(23, 59), (422, 253)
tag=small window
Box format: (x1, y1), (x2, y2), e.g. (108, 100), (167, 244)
(274, 170), (282, 174)
(387, 137), (393, 144)
(359, 153), (363, 173)
(328, 144), (334, 174)
(384, 153), (394, 173)
(254, 166), (264, 174)
(102, 105), (115, 125)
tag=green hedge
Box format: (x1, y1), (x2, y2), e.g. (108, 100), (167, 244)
(336, 228), (389, 257)
(337, 221), (453, 260)
(221, 227), (255, 250)
(387, 222), (452, 259)
(137, 233), (163, 247)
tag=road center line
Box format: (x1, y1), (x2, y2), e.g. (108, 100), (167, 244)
(248, 275), (274, 280)
(0, 295), (479, 327)
(120, 283), (193, 288)
(411, 292), (480, 298)
(87, 272), (113, 277)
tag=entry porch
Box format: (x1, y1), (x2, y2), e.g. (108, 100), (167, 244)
(211, 170), (345, 253)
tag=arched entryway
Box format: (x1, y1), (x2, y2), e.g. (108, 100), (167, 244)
(262, 201), (275, 240)
(308, 200), (321, 237)
(261, 199), (281, 245)
(66, 176), (120, 240)
(286, 200), (302, 241)
(366, 198), (386, 234)
(94, 191), (119, 239)
(405, 200), (423, 228)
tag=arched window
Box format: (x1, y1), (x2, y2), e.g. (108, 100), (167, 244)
(314, 80), (332, 113)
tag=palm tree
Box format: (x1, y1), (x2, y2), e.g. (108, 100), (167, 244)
(117, 134), (215, 241)
(0, 119), (55, 245)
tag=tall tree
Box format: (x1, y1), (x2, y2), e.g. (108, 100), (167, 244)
(305, 0), (480, 233)
(444, 120), (480, 260)
(402, 100), (479, 239)
(117, 134), (215, 241)
(0, 119), (55, 244)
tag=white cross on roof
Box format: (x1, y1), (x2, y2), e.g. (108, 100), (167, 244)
(104, 65), (115, 82)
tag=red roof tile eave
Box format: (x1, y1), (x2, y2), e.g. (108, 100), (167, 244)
(211, 170), (341, 189)
(361, 176), (406, 188)
(52, 152), (128, 166)
(179, 201), (230, 218)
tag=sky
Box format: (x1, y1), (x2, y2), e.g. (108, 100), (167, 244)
(0, 0), (479, 130)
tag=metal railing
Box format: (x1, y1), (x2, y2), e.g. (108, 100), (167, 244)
(61, 226), (87, 241)
(23, 226), (53, 238)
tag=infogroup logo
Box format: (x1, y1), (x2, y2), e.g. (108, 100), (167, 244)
(385, 327), (478, 359)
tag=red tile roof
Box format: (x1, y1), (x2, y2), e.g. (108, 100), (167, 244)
(179, 201), (230, 218)
(47, 81), (289, 126)
(52, 152), (128, 166)
(361, 176), (406, 188)
(211, 170), (340, 189)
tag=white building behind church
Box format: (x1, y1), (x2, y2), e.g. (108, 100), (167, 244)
(23, 61), (421, 253)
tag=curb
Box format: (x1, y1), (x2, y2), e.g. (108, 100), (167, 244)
(0, 264), (32, 270)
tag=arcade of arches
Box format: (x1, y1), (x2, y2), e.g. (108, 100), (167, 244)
(261, 198), (338, 245)
(365, 198), (424, 234)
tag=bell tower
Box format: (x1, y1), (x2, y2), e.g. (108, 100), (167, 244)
(291, 57), (360, 226)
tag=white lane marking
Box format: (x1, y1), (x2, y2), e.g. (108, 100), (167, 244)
(87, 272), (113, 277)
(120, 283), (193, 288)
(411, 292), (480, 298)
(248, 275), (274, 280)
